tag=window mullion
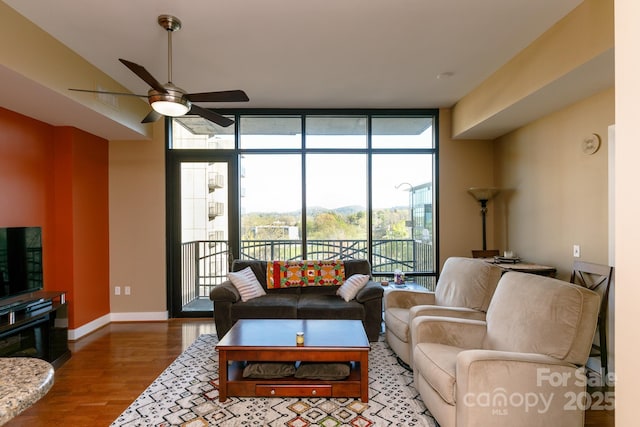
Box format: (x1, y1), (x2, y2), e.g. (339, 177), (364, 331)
(301, 114), (307, 259)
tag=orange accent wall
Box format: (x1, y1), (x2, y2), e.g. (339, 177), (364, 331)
(0, 106), (110, 329)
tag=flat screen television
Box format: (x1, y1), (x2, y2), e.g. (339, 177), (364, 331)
(0, 226), (44, 301)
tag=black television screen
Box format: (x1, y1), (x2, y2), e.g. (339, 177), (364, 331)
(0, 227), (44, 300)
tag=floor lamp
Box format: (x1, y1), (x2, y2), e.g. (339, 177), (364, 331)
(468, 187), (500, 250)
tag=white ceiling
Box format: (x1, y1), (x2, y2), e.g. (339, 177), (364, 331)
(3, 0), (591, 140)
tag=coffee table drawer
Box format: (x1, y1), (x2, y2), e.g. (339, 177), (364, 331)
(255, 384), (332, 397)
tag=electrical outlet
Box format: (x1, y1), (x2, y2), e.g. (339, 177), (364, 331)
(573, 245), (581, 258)
(115, 286), (121, 295)
(124, 286), (131, 296)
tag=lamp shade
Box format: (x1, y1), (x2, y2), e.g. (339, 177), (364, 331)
(468, 187), (500, 202)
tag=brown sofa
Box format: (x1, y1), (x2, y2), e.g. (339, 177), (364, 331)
(209, 259), (384, 341)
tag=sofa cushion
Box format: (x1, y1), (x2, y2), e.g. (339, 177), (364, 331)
(243, 362), (296, 379)
(336, 274), (370, 302)
(228, 266), (266, 302)
(295, 362), (351, 380)
(297, 295), (365, 319)
(434, 257), (503, 312)
(231, 260), (269, 289)
(355, 281), (384, 303)
(231, 294), (298, 320)
(484, 272), (601, 364)
(344, 259), (373, 277)
(298, 284), (341, 296)
(267, 260), (345, 289)
(413, 342), (464, 405)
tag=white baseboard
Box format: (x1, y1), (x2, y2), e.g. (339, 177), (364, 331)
(67, 313), (111, 341)
(67, 311), (169, 341)
(110, 311), (169, 322)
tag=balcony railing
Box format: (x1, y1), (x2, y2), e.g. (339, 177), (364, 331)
(207, 202), (224, 220)
(207, 172), (224, 192)
(181, 239), (436, 309)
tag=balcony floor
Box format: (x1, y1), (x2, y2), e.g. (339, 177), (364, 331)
(183, 298), (212, 312)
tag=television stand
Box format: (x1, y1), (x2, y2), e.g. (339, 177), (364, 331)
(0, 291), (71, 368)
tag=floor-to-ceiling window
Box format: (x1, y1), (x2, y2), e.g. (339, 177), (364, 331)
(166, 109), (437, 317)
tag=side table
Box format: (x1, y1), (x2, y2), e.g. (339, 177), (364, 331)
(382, 282), (430, 292)
(382, 281), (431, 321)
(479, 258), (557, 277)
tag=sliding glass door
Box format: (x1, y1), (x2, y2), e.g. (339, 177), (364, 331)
(168, 156), (238, 316)
(167, 116), (239, 316)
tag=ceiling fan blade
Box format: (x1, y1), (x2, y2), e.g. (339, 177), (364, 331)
(119, 59), (167, 93)
(69, 88), (147, 98)
(141, 110), (163, 123)
(187, 90), (249, 103)
(189, 104), (234, 127)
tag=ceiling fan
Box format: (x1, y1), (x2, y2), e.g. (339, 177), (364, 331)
(69, 14), (249, 127)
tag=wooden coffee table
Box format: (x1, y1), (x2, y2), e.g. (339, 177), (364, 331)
(215, 319), (370, 402)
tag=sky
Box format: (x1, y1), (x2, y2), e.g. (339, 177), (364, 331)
(240, 153), (432, 213)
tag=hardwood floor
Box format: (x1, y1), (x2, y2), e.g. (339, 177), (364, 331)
(7, 319), (216, 427)
(6, 319), (614, 426)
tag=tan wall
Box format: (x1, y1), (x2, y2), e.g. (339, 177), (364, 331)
(452, 0), (613, 138)
(492, 88), (614, 280)
(438, 108), (497, 268)
(109, 121), (167, 315)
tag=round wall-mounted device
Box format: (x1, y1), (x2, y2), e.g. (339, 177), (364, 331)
(582, 133), (601, 155)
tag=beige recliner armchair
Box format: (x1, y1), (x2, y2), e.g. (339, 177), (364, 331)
(412, 272), (600, 427)
(385, 257), (503, 366)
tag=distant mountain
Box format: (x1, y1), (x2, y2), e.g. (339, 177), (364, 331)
(251, 205), (401, 216)
(306, 205), (365, 216)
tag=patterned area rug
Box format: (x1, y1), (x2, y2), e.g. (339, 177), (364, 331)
(111, 334), (437, 427)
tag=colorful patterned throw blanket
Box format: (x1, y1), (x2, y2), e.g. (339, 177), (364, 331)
(266, 260), (346, 289)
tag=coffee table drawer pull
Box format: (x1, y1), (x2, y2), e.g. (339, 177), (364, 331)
(256, 385), (332, 397)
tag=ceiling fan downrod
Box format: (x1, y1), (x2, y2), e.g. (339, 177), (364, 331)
(158, 15), (182, 84)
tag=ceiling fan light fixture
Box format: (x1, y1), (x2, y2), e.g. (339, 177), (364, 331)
(149, 85), (191, 117)
(151, 99), (190, 117)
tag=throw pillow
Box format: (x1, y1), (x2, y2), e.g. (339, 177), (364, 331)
(267, 260), (346, 289)
(228, 266), (266, 302)
(294, 362), (351, 380)
(336, 274), (369, 302)
(243, 362), (296, 379)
